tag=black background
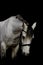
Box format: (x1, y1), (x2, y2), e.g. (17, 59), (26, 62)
(0, 3), (40, 65)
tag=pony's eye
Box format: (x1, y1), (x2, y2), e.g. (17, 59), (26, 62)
(22, 36), (25, 39)
(16, 16), (18, 19)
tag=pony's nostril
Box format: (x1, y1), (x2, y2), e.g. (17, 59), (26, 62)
(21, 50), (25, 55)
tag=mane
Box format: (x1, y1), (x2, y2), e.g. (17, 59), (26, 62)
(16, 14), (29, 26)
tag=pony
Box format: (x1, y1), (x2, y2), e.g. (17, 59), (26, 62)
(0, 15), (37, 59)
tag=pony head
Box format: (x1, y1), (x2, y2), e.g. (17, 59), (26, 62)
(21, 22), (37, 55)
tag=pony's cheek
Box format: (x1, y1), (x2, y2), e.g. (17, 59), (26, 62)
(22, 46), (30, 55)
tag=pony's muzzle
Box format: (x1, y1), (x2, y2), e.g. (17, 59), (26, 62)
(21, 45), (30, 56)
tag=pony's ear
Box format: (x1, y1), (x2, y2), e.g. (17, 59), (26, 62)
(23, 23), (28, 31)
(32, 22), (37, 30)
